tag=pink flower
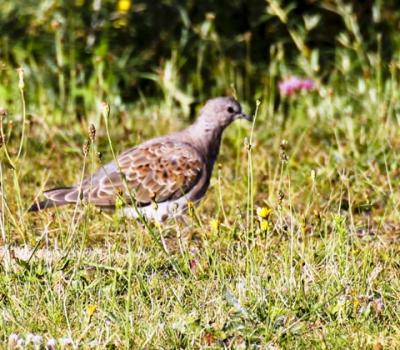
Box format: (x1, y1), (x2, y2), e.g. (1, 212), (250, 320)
(301, 79), (315, 92)
(279, 76), (302, 96)
(278, 76), (315, 96)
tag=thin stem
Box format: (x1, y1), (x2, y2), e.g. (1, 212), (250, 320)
(246, 100), (261, 234)
(16, 88), (26, 162)
(0, 161), (6, 243)
(125, 225), (133, 347)
(218, 168), (227, 223)
(0, 109), (27, 240)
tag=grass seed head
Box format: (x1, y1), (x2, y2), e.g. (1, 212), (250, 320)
(206, 12), (215, 22)
(314, 210), (321, 224)
(89, 124), (96, 140)
(48, 212), (56, 223)
(277, 190), (284, 208)
(83, 139), (90, 155)
(243, 137), (251, 151)
(50, 19), (60, 31)
(15, 68), (25, 91)
(280, 140), (289, 163)
(0, 135), (7, 148)
(102, 101), (110, 119)
(300, 213), (307, 232)
(236, 203), (244, 220)
(0, 107), (9, 119)
(244, 31), (252, 42)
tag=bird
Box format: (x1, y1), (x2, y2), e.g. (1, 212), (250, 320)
(29, 97), (251, 219)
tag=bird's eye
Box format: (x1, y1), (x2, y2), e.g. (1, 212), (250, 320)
(227, 107), (234, 113)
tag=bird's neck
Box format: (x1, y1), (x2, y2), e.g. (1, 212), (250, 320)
(184, 121), (224, 161)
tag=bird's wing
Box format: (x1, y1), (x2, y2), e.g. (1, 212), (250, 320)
(79, 141), (204, 207)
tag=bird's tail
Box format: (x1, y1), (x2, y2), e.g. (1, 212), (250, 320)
(29, 186), (78, 212)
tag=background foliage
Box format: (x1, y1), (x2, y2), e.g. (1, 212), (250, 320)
(1, 0), (400, 116)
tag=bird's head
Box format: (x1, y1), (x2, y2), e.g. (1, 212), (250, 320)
(196, 97), (252, 130)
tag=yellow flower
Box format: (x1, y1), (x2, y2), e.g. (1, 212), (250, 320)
(188, 201), (195, 217)
(154, 220), (162, 228)
(87, 304), (97, 318)
(210, 219), (220, 231)
(260, 220), (269, 232)
(86, 304), (97, 324)
(86, 304), (97, 325)
(118, 0), (131, 12)
(257, 207), (272, 219)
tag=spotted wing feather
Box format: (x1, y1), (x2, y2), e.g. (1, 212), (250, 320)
(40, 141), (204, 208)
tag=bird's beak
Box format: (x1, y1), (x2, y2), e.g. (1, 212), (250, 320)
(238, 113), (252, 122)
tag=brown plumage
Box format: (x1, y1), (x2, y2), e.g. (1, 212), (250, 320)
(29, 97), (251, 218)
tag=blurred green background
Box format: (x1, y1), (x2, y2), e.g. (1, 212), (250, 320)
(1, 0), (400, 121)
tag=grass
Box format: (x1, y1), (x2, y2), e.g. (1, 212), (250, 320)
(2, 1), (400, 349)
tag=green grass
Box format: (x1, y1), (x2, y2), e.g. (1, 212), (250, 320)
(2, 1), (400, 349)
